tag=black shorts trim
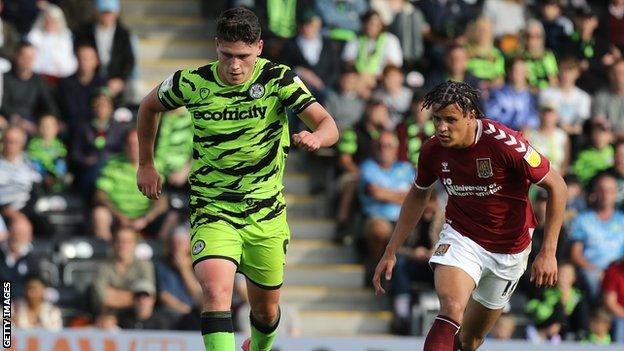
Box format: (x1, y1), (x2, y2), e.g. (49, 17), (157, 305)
(239, 271), (283, 290)
(192, 255), (240, 268)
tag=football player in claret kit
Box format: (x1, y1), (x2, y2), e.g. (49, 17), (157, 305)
(373, 81), (567, 351)
(135, 7), (338, 351)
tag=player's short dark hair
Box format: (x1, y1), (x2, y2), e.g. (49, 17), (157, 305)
(217, 7), (261, 44)
(422, 80), (484, 118)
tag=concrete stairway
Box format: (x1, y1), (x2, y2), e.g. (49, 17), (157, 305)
(120, 0), (391, 335)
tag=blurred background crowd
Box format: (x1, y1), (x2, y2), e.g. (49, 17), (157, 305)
(1, 0), (624, 346)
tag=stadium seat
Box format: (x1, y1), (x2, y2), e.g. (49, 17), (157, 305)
(57, 237), (110, 262)
(62, 259), (105, 293)
(39, 259), (60, 287)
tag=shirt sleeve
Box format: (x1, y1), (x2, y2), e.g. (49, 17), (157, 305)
(157, 69), (193, 110)
(277, 65), (317, 114)
(504, 131), (550, 184)
(385, 33), (403, 67)
(414, 140), (436, 189)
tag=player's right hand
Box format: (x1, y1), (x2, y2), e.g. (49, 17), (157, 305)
(372, 251), (396, 295)
(137, 164), (162, 200)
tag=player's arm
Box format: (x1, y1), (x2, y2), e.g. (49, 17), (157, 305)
(136, 86), (169, 200)
(372, 184), (434, 294)
(294, 102), (339, 151)
(533, 168), (568, 286)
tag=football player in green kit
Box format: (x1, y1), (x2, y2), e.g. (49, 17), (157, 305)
(136, 7), (338, 351)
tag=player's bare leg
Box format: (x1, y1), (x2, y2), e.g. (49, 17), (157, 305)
(458, 298), (504, 351)
(423, 264), (476, 351)
(194, 259), (238, 351)
(245, 279), (281, 351)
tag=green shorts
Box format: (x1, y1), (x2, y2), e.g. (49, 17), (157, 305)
(190, 196), (290, 289)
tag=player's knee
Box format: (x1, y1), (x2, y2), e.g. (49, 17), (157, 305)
(200, 284), (232, 308)
(250, 304), (279, 325)
(438, 297), (465, 320)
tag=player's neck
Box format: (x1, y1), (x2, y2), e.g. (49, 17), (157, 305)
(455, 120), (478, 149)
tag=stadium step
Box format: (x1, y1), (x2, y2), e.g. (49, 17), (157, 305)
(138, 38), (215, 60)
(289, 218), (335, 241)
(284, 264), (364, 288)
(283, 172), (312, 196)
(299, 311), (392, 335)
(285, 194), (329, 218)
(287, 239), (357, 265)
(124, 14), (214, 39)
(121, 0), (201, 17)
(281, 286), (386, 311)
(138, 58), (210, 81)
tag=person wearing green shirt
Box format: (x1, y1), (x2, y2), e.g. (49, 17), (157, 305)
(465, 17), (505, 87)
(135, 8), (338, 351)
(26, 114), (69, 192)
(93, 129), (169, 241)
(522, 19), (559, 91)
(572, 120), (614, 184)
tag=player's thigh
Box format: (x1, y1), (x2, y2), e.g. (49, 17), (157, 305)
(194, 258), (238, 309)
(239, 211), (290, 289)
(433, 264), (477, 321)
(460, 297), (504, 345)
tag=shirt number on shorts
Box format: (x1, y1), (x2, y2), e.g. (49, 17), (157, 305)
(501, 280), (519, 297)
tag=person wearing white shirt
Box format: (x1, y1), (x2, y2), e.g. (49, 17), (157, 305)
(26, 4), (77, 79)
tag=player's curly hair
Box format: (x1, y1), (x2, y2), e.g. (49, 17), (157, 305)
(422, 80), (484, 118)
(216, 7), (261, 44)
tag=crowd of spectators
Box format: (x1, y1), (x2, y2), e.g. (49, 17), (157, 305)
(1, 0), (624, 344)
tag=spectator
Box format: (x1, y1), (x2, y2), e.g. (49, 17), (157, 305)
(489, 314), (517, 340)
(562, 6), (611, 94)
(1, 41), (59, 136)
(154, 108), (193, 187)
(605, 141), (624, 207)
(607, 0), (624, 52)
(602, 258), (624, 343)
(592, 59), (624, 139)
(93, 129), (169, 241)
(384, 0), (430, 70)
(92, 309), (120, 330)
(486, 58), (539, 132)
(395, 91), (435, 166)
(117, 280), (170, 330)
(92, 228), (155, 313)
(70, 88), (127, 200)
(74, 0), (135, 99)
(26, 114), (69, 193)
(1, 0), (39, 37)
(418, 0), (475, 60)
(0, 216), (39, 299)
(539, 57), (591, 154)
(572, 120), (614, 184)
(324, 67), (365, 129)
(389, 191), (436, 334)
(315, 0), (368, 43)
(465, 17), (506, 88)
(552, 262), (590, 339)
(526, 301), (564, 344)
(342, 10), (403, 78)
(482, 0), (526, 39)
(525, 100), (570, 174)
(335, 101), (391, 241)
(582, 308), (614, 344)
(155, 227), (201, 321)
(282, 8), (339, 102)
(12, 274), (62, 330)
(563, 174), (586, 227)
(521, 19), (559, 90)
(57, 43), (106, 136)
(538, 0), (573, 57)
(55, 0), (97, 32)
(0, 0), (20, 62)
(26, 3), (78, 80)
(0, 127), (42, 222)
(570, 173), (624, 298)
(358, 130), (414, 283)
(426, 44), (481, 91)
(372, 65), (412, 128)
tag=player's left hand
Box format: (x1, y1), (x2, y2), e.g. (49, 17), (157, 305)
(292, 131), (321, 152)
(530, 252), (558, 288)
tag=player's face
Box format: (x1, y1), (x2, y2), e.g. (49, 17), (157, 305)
(216, 39), (263, 86)
(432, 103), (476, 148)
